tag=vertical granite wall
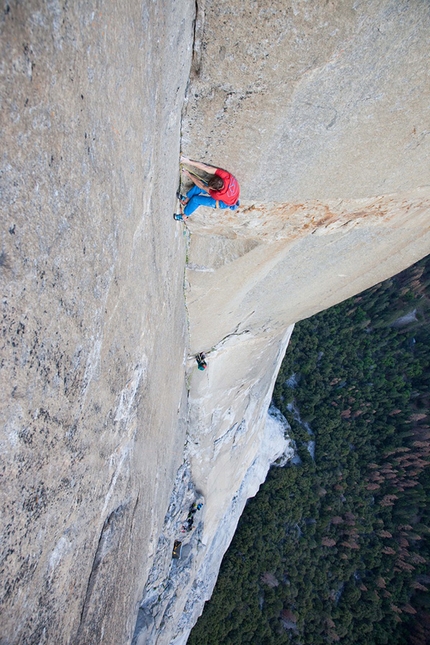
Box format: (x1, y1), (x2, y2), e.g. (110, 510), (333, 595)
(2, 2), (430, 644)
(1, 2), (194, 643)
(167, 0), (430, 642)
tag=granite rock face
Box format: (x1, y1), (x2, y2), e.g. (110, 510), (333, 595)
(1, 2), (193, 644)
(184, 0), (430, 202)
(165, 0), (430, 642)
(1, 2), (430, 645)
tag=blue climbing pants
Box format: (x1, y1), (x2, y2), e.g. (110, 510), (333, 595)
(183, 184), (232, 217)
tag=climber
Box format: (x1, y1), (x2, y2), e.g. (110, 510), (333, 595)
(174, 156), (240, 220)
(196, 353), (207, 371)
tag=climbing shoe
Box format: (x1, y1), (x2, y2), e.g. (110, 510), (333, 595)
(173, 213), (183, 221)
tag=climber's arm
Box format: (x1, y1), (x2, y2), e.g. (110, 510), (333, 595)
(183, 169), (208, 191)
(181, 156), (217, 174)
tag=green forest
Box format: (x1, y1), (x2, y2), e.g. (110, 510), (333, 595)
(188, 255), (430, 645)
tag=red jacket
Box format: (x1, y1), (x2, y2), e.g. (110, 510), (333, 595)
(209, 168), (240, 206)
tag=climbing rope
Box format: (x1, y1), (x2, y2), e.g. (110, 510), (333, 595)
(179, 163), (208, 186)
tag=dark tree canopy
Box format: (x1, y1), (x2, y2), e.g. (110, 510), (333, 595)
(188, 255), (430, 645)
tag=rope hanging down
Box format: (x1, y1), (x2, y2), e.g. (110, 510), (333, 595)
(180, 163), (208, 186)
